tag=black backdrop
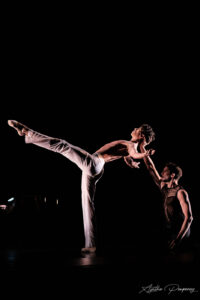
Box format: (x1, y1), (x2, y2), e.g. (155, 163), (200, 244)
(2, 95), (199, 251)
(1, 12), (199, 253)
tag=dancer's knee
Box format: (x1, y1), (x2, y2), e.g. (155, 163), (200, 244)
(49, 139), (70, 153)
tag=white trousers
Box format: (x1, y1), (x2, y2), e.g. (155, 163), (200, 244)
(25, 129), (105, 248)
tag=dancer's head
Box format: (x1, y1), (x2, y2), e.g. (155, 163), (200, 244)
(161, 162), (183, 183)
(131, 124), (155, 144)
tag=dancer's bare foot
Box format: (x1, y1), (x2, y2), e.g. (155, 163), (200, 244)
(7, 120), (29, 136)
(81, 247), (96, 254)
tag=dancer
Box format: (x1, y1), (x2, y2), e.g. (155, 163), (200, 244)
(8, 120), (155, 253)
(139, 141), (193, 251)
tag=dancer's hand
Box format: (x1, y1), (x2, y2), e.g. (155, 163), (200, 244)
(146, 149), (155, 156)
(124, 156), (140, 168)
(168, 238), (180, 250)
(131, 160), (140, 168)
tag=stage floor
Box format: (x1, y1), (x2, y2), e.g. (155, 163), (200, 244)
(0, 245), (199, 297)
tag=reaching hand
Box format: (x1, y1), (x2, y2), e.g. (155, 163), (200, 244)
(146, 149), (155, 156)
(131, 161), (140, 169)
(124, 156), (140, 168)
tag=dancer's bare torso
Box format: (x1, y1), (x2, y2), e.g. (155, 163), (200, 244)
(96, 140), (137, 162)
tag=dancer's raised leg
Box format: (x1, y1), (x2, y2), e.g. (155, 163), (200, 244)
(8, 120), (105, 253)
(8, 120), (104, 176)
(8, 120), (29, 136)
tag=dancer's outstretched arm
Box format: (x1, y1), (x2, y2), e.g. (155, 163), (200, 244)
(139, 141), (162, 188)
(124, 148), (155, 169)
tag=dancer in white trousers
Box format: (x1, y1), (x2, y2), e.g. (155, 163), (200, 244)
(8, 120), (155, 253)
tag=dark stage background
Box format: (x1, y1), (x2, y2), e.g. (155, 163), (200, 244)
(1, 10), (200, 296)
(2, 94), (199, 251)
